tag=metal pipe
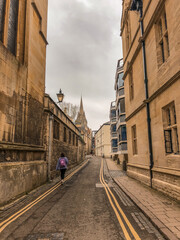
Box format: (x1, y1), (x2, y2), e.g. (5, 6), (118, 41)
(139, 2), (154, 187)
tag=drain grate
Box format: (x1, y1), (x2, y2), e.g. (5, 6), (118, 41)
(25, 233), (64, 240)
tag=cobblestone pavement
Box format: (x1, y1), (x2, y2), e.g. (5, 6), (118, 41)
(105, 158), (180, 240)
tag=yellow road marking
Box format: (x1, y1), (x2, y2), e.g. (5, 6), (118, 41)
(100, 159), (141, 240)
(0, 160), (88, 233)
(100, 160), (131, 240)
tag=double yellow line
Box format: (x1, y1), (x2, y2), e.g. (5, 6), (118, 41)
(100, 159), (141, 240)
(0, 160), (88, 233)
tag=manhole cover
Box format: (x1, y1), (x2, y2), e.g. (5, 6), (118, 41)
(25, 233), (64, 240)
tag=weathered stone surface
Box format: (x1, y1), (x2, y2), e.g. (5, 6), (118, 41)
(121, 0), (180, 199)
(0, 161), (47, 205)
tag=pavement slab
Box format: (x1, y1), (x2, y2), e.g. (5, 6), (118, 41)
(105, 158), (180, 240)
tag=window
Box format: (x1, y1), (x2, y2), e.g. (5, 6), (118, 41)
(63, 127), (66, 142)
(117, 72), (124, 88)
(125, 15), (131, 53)
(7, 0), (19, 55)
(0, 0), (19, 54)
(156, 9), (169, 66)
(129, 69), (134, 101)
(119, 88), (124, 97)
(53, 120), (59, 140)
(112, 139), (117, 148)
(132, 125), (137, 155)
(69, 131), (71, 144)
(118, 98), (125, 114)
(76, 136), (78, 146)
(120, 125), (127, 141)
(111, 110), (116, 118)
(120, 114), (126, 123)
(0, 0), (6, 42)
(111, 124), (116, 133)
(163, 102), (179, 154)
(73, 134), (75, 145)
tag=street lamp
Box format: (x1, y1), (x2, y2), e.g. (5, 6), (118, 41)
(130, 0), (154, 188)
(56, 89), (64, 103)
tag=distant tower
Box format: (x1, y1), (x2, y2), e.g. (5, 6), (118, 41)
(75, 97), (92, 155)
(75, 97), (88, 132)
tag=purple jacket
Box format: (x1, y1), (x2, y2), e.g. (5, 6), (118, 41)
(56, 157), (69, 170)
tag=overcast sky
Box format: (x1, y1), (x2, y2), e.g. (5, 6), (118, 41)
(46, 0), (123, 131)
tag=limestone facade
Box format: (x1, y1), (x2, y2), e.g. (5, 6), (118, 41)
(95, 122), (111, 158)
(0, 0), (48, 205)
(121, 0), (180, 200)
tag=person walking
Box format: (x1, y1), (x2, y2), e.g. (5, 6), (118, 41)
(56, 153), (69, 183)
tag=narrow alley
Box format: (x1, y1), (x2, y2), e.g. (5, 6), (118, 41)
(0, 157), (165, 240)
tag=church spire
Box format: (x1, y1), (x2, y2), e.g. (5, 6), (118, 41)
(80, 96), (84, 114)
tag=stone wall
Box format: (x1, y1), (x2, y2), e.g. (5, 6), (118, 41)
(0, 1), (48, 205)
(44, 95), (85, 180)
(0, 161), (47, 206)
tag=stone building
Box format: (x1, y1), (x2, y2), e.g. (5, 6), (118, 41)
(121, 0), (180, 199)
(44, 94), (85, 180)
(0, 0), (86, 206)
(0, 0), (48, 205)
(110, 101), (118, 158)
(114, 59), (128, 170)
(75, 97), (92, 155)
(95, 122), (111, 158)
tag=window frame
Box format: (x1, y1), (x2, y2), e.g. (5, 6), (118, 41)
(53, 120), (59, 140)
(162, 102), (179, 155)
(156, 8), (170, 66)
(63, 127), (67, 142)
(132, 125), (138, 155)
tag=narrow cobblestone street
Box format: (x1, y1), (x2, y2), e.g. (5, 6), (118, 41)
(0, 156), (167, 240)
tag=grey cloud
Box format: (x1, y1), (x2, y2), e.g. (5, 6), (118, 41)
(46, 0), (122, 129)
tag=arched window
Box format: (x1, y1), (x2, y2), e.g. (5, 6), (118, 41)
(7, 0), (19, 55)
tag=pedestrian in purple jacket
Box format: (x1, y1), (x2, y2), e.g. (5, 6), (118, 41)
(56, 153), (69, 183)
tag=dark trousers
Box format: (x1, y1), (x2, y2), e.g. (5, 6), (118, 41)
(60, 169), (66, 180)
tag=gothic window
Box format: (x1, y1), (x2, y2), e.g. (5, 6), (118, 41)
(7, 0), (19, 55)
(53, 120), (59, 140)
(76, 136), (78, 146)
(0, 0), (6, 42)
(73, 134), (75, 145)
(162, 102), (179, 154)
(125, 15), (131, 53)
(69, 131), (71, 144)
(156, 8), (170, 66)
(63, 127), (66, 142)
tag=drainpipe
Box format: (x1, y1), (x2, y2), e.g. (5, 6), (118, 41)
(131, 0), (154, 187)
(48, 114), (54, 181)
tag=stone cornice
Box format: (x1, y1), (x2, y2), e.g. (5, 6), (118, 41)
(0, 142), (45, 151)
